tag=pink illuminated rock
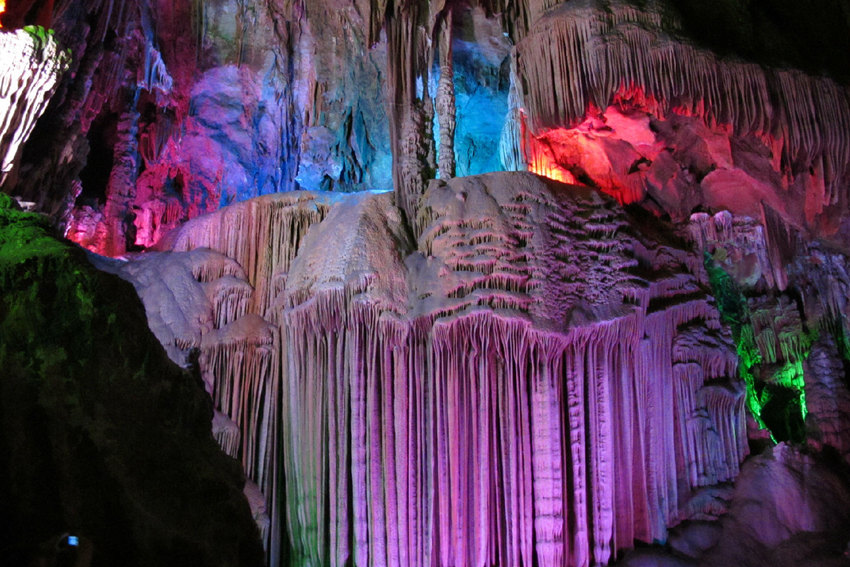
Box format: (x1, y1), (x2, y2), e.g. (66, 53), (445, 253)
(700, 444), (850, 567)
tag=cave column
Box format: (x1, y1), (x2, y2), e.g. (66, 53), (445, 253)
(436, 10), (455, 180)
(98, 103), (140, 256)
(387, 2), (446, 230)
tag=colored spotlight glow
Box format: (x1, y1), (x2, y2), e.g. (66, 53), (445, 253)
(527, 150), (576, 184)
(0, 1), (5, 28)
(67, 535), (79, 547)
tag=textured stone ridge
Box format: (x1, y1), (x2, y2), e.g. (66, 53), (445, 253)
(0, 195), (264, 566)
(126, 172), (747, 567)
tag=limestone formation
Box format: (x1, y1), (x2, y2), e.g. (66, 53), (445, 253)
(120, 173), (749, 566)
(3, 1), (850, 566)
(511, 1), (850, 233)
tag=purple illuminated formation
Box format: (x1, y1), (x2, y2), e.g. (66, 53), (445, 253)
(2, 0), (850, 566)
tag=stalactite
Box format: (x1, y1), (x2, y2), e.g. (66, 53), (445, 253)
(139, 44), (173, 96)
(514, 0), (850, 215)
(135, 0), (172, 100)
(201, 314), (279, 502)
(189, 0), (206, 57)
(169, 191), (333, 317)
(213, 410), (241, 458)
(79, 0), (136, 42)
(123, 172), (749, 567)
(760, 202), (797, 291)
(273, 172), (746, 566)
(0, 28), (67, 188)
(205, 275), (253, 329)
(749, 296), (808, 366)
(474, 0), (556, 43)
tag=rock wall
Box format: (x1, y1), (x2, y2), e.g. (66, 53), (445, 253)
(6, 0), (850, 252)
(0, 194), (264, 566)
(3, 1), (850, 565)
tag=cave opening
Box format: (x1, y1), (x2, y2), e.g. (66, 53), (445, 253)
(76, 112), (118, 208)
(759, 383), (807, 443)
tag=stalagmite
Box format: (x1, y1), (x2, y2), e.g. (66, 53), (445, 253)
(384, 1), (447, 226)
(99, 109), (142, 257)
(499, 56), (527, 172)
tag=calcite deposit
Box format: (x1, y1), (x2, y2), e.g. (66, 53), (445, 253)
(114, 173), (751, 566)
(3, 0), (850, 566)
(0, 27), (67, 188)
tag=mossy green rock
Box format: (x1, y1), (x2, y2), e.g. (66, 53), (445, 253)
(0, 197), (264, 566)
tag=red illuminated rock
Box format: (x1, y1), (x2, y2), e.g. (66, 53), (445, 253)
(512, 0), (850, 235)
